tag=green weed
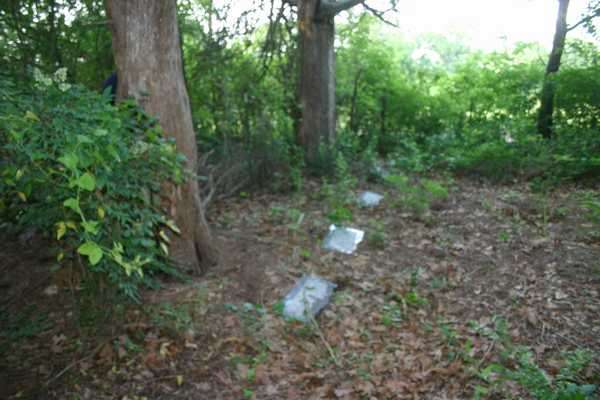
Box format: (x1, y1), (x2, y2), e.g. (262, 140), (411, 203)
(422, 179), (449, 201)
(327, 206), (353, 224)
(582, 192), (600, 240)
(367, 219), (387, 250)
(381, 301), (403, 327)
(385, 174), (449, 218)
(403, 290), (428, 306)
(479, 349), (597, 400)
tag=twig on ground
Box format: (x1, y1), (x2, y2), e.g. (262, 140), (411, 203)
(45, 338), (112, 387)
(309, 315), (342, 368)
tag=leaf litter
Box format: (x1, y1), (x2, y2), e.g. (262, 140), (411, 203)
(1, 177), (599, 399)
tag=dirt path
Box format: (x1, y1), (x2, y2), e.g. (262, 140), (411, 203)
(1, 177), (599, 399)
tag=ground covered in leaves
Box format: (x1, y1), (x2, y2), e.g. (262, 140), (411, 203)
(1, 176), (599, 399)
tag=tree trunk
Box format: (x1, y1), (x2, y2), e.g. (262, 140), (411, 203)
(105, 0), (218, 272)
(349, 69), (362, 132)
(297, 0), (336, 165)
(537, 0), (570, 139)
(380, 93), (387, 140)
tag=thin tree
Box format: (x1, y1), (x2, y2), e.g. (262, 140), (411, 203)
(105, 0), (218, 272)
(537, 0), (600, 138)
(537, 0), (570, 139)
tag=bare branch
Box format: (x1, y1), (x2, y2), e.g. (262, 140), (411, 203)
(198, 152), (251, 210)
(318, 0), (364, 17)
(567, 7), (600, 32)
(362, 2), (400, 28)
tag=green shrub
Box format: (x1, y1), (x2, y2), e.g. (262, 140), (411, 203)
(0, 69), (185, 299)
(384, 174), (448, 217)
(422, 179), (449, 201)
(327, 206), (353, 224)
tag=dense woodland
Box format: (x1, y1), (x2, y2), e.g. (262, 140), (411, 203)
(1, 0), (600, 399)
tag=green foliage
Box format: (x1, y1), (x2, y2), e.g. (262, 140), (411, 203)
(327, 206), (353, 225)
(0, 1), (114, 89)
(334, 18), (600, 184)
(180, 4), (302, 193)
(150, 303), (194, 333)
(472, 318), (598, 399)
(582, 192), (600, 240)
(381, 301), (403, 327)
(384, 174), (448, 217)
(480, 349), (597, 400)
(421, 179), (449, 201)
(402, 290), (428, 307)
(0, 69), (185, 299)
(2, 2), (599, 191)
(320, 152), (358, 225)
(367, 219), (387, 250)
(583, 193), (600, 224)
(225, 302), (267, 336)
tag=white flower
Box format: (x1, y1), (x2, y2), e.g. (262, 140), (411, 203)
(33, 68), (52, 87)
(54, 67), (68, 83)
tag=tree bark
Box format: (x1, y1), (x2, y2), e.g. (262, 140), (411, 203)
(296, 0), (364, 165)
(537, 0), (570, 139)
(105, 0), (218, 272)
(297, 0), (336, 164)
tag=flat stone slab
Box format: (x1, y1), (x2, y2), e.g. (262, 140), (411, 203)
(358, 191), (384, 207)
(282, 275), (337, 322)
(323, 224), (365, 255)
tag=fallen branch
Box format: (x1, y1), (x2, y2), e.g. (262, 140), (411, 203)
(309, 315), (342, 368)
(45, 339), (110, 387)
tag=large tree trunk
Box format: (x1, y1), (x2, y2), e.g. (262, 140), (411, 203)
(298, 0), (336, 165)
(105, 0), (218, 272)
(537, 0), (570, 139)
(296, 0), (363, 165)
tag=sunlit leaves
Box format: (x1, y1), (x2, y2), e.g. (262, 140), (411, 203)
(77, 241), (103, 265)
(58, 153), (79, 171)
(77, 173), (96, 192)
(159, 230), (170, 243)
(56, 222), (67, 240)
(63, 197), (82, 215)
(81, 220), (100, 235)
(24, 110), (39, 122)
(164, 219), (181, 234)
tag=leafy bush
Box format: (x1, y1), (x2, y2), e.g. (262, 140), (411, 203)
(421, 179), (449, 201)
(0, 69), (185, 299)
(384, 174), (449, 217)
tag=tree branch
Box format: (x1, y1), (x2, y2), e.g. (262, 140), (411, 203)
(567, 7), (600, 32)
(362, 2), (400, 27)
(318, 0), (364, 17)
